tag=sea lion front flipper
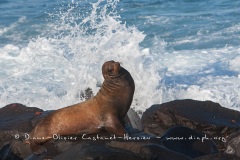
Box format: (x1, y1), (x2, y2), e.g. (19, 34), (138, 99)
(104, 115), (127, 136)
(31, 144), (47, 155)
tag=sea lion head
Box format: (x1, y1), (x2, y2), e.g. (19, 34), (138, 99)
(102, 60), (123, 79)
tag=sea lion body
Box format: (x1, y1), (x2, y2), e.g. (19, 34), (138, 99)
(27, 61), (135, 154)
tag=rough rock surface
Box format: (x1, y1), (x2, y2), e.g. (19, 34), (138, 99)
(53, 142), (145, 160)
(193, 153), (240, 160)
(224, 130), (240, 157)
(142, 99), (240, 150)
(160, 126), (219, 158)
(0, 103), (43, 150)
(1, 100), (240, 159)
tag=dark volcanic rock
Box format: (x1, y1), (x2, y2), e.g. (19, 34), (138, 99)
(0, 103), (43, 150)
(141, 144), (192, 160)
(124, 108), (143, 131)
(0, 103), (43, 131)
(160, 126), (219, 158)
(105, 139), (193, 160)
(142, 99), (240, 150)
(225, 130), (240, 157)
(194, 153), (240, 160)
(0, 144), (11, 160)
(3, 100), (239, 160)
(30, 110), (54, 127)
(0, 143), (23, 160)
(53, 142), (145, 160)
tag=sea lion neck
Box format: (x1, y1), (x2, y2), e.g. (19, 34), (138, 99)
(98, 78), (122, 97)
(108, 72), (124, 79)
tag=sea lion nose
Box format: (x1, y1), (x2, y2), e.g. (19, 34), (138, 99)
(108, 66), (113, 72)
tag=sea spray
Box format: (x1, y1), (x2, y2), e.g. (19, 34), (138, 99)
(1, 0), (240, 112)
(0, 0), (162, 112)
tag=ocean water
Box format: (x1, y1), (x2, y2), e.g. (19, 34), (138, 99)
(0, 0), (240, 112)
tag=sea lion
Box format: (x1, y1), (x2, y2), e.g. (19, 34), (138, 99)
(26, 60), (135, 154)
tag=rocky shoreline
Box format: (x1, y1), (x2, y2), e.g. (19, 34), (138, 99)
(1, 99), (240, 160)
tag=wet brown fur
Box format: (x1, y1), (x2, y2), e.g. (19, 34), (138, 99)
(26, 60), (135, 154)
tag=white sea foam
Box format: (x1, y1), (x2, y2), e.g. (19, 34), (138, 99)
(0, 16), (27, 37)
(0, 0), (161, 112)
(0, 0), (240, 113)
(229, 56), (240, 73)
(163, 75), (240, 110)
